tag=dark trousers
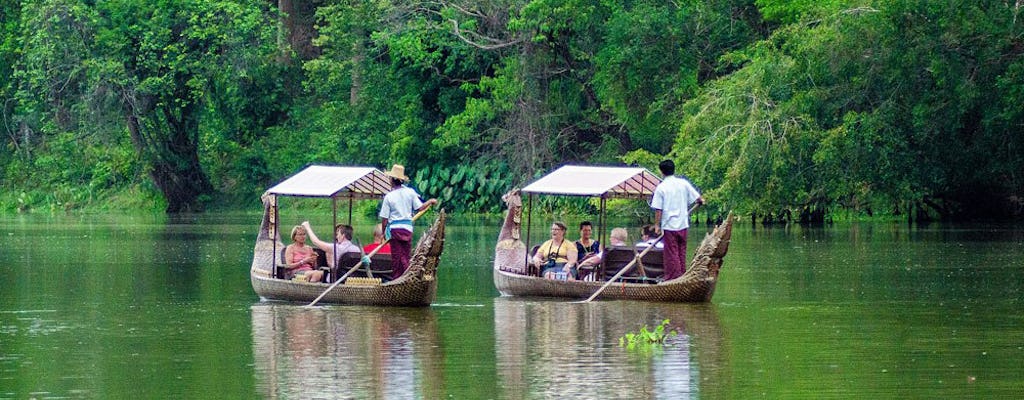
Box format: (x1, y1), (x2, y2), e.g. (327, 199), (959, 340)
(390, 228), (413, 280)
(663, 229), (689, 280)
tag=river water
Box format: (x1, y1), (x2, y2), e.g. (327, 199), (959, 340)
(1, 213), (1022, 398)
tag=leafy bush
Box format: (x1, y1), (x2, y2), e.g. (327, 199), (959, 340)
(413, 163), (516, 214)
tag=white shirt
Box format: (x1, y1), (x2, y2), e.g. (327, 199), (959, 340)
(650, 175), (701, 231)
(379, 185), (424, 232)
(636, 239), (664, 249)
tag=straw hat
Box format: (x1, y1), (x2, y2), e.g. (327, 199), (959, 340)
(386, 164), (409, 181)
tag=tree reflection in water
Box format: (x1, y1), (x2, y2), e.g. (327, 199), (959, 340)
(493, 298), (724, 399)
(251, 304), (444, 399)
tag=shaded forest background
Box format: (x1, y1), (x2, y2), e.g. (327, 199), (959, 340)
(1, 0), (1022, 221)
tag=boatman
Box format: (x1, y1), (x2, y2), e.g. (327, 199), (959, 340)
(380, 164), (438, 281)
(651, 159), (704, 281)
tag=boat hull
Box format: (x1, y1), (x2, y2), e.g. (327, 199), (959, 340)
(251, 210), (446, 307)
(493, 266), (718, 302)
(251, 271), (437, 306)
(493, 190), (732, 302)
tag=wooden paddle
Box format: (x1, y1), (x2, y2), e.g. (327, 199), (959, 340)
(578, 202), (701, 303)
(307, 203), (433, 307)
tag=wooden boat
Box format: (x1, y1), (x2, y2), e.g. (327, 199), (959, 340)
(494, 165), (732, 302)
(250, 165), (446, 306)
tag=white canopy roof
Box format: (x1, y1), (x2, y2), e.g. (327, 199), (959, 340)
(521, 165), (662, 199)
(266, 165), (392, 198)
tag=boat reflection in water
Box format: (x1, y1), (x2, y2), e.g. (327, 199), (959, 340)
(493, 298), (724, 399)
(251, 304), (444, 399)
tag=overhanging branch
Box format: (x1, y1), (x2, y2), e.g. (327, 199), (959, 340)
(449, 19), (523, 50)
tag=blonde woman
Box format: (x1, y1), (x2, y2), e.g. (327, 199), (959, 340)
(284, 225), (324, 282)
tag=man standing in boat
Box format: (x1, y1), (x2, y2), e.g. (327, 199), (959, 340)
(380, 165), (438, 281)
(651, 159), (704, 281)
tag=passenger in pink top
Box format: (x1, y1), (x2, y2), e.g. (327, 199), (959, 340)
(284, 225), (324, 282)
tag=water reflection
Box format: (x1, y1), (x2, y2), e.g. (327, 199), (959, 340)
(251, 304), (444, 399)
(493, 298), (724, 399)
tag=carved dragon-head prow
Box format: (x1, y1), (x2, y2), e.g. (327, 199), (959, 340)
(687, 213), (734, 280)
(497, 189), (523, 243)
(495, 189), (527, 272)
(257, 191), (279, 242)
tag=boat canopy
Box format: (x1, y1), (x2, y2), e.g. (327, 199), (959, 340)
(521, 165), (662, 199)
(266, 165), (392, 199)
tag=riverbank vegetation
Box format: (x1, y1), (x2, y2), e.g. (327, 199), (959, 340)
(2, 1), (1022, 221)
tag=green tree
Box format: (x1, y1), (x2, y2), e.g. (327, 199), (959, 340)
(97, 0), (278, 212)
(431, 0), (765, 177)
(593, 0), (766, 153)
(0, 0), (20, 145)
(668, 0), (1024, 220)
(11, 0), (279, 212)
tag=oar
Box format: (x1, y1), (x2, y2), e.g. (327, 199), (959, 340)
(576, 234), (663, 303)
(577, 202), (702, 303)
(307, 204), (434, 307)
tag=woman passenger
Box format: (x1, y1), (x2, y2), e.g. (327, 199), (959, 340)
(531, 221), (578, 280)
(636, 224), (664, 249)
(575, 221), (600, 263)
(284, 225), (324, 282)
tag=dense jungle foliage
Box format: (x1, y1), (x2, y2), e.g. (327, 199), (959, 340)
(1, 0), (1022, 221)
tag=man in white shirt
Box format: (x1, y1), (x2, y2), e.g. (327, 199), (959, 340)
(380, 165), (437, 281)
(650, 160), (703, 280)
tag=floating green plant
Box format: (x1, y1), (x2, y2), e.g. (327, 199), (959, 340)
(619, 319), (677, 350)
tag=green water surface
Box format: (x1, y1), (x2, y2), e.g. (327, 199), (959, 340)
(1, 213), (1022, 399)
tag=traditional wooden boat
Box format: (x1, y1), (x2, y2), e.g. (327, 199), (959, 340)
(250, 165), (446, 306)
(494, 165), (732, 302)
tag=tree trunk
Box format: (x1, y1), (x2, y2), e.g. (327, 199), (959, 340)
(274, 0), (321, 62)
(277, 0), (292, 63)
(150, 156), (213, 213)
(350, 31), (364, 105)
(123, 94), (214, 213)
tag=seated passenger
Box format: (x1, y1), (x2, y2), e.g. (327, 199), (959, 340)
(530, 221), (578, 280)
(302, 221), (364, 268)
(636, 224), (664, 249)
(283, 225), (324, 282)
(608, 227), (629, 247)
(575, 221), (600, 264)
(363, 223), (392, 255)
(579, 227), (629, 268)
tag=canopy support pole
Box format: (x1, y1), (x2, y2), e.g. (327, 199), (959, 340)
(347, 196), (353, 225)
(331, 197), (338, 281)
(271, 195), (280, 278)
(526, 194), (534, 275)
(598, 196), (607, 280)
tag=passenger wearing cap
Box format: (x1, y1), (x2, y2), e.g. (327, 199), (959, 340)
(379, 164), (438, 281)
